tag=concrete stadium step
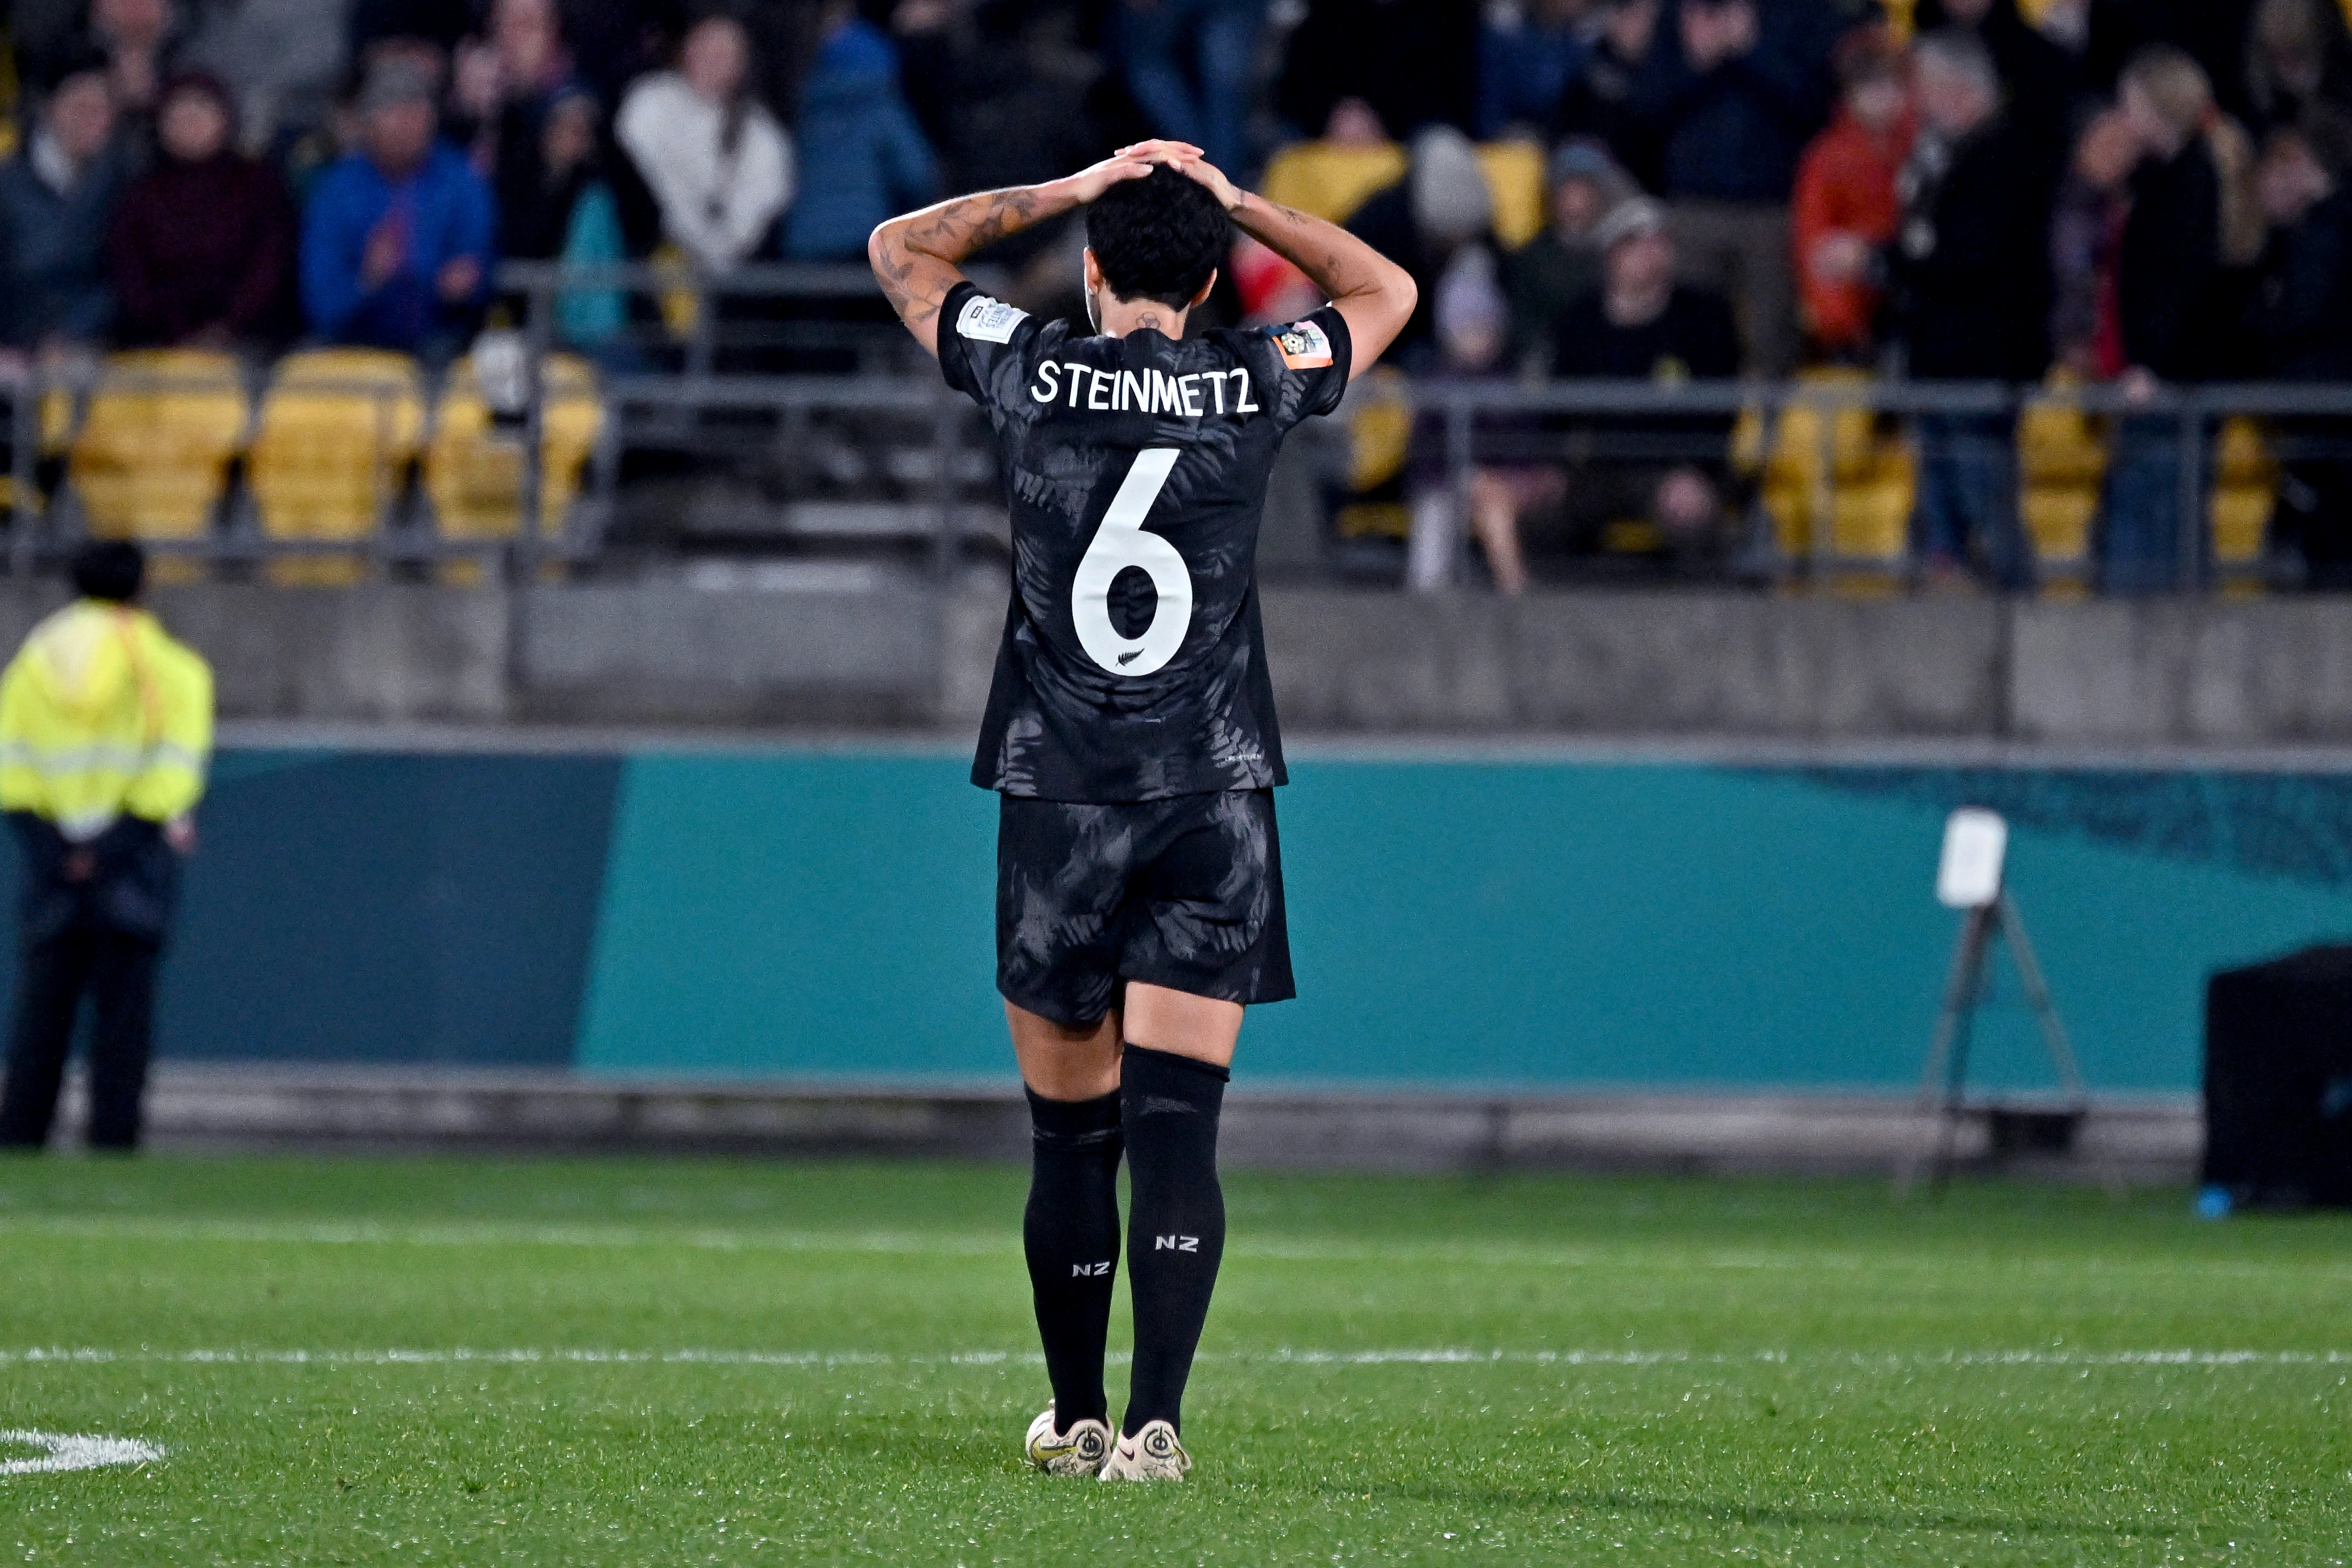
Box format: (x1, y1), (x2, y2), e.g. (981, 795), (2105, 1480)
(51, 1067), (2200, 1183)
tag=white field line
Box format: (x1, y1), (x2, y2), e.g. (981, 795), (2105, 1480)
(2, 1214), (2346, 1283)
(0, 1346), (2345, 1370)
(0, 1429), (163, 1475)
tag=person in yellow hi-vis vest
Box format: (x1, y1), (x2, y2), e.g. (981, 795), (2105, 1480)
(0, 543), (211, 1151)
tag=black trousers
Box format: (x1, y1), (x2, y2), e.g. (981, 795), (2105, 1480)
(0, 927), (163, 1150)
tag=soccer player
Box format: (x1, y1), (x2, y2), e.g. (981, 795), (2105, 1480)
(869, 143), (1414, 1481)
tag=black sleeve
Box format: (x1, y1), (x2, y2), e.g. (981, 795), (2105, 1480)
(936, 279), (1045, 414)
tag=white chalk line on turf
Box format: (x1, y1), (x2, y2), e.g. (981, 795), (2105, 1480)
(2, 1347), (2345, 1370)
(4, 1215), (2347, 1283)
(0, 1430), (163, 1476)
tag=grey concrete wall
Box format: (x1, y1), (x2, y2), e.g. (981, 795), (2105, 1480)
(519, 583), (942, 726)
(1263, 591), (2008, 736)
(14, 576), (2352, 744)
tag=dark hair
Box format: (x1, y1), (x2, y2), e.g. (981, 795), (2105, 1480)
(41, 45), (113, 99)
(71, 541), (145, 603)
(1085, 165), (1230, 311)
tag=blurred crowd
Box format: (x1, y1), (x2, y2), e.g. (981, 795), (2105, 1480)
(0, 0), (2348, 588)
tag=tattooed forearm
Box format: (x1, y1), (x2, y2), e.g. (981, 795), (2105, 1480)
(1229, 190), (1412, 314)
(869, 179), (1084, 354)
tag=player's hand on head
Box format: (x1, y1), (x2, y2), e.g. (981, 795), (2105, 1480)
(1068, 153), (1157, 204)
(1121, 141), (1241, 214)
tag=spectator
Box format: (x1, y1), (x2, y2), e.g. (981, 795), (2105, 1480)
(1118, 0), (1266, 180)
(1626, 0), (1849, 374)
(0, 541), (212, 1156)
(499, 85), (632, 350)
(1275, 0), (1479, 142)
(2100, 45), (2262, 592)
(1915, 0), (2081, 153)
(2246, 111), (2352, 585)
(104, 71), (297, 349)
(1889, 30), (2049, 592)
(1343, 125), (1496, 372)
(448, 0), (578, 212)
(179, 0), (352, 153)
(2083, 0), (2256, 121)
(1534, 196), (1743, 572)
(85, 0), (186, 135)
(1790, 27), (1913, 363)
(1507, 140), (1634, 372)
(0, 56), (129, 354)
(784, 1), (936, 262)
(1407, 243), (1566, 592)
(2245, 0), (2352, 136)
(616, 11), (793, 274)
(1479, 0), (1594, 140)
(2048, 105), (2140, 374)
(894, 1), (1103, 258)
(300, 58), (496, 359)
(1570, 0), (1670, 192)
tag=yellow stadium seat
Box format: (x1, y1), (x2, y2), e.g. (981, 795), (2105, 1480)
(2018, 383), (2108, 592)
(248, 348), (425, 587)
(1258, 142), (1408, 227)
(1333, 367), (1412, 540)
(68, 350), (247, 580)
(1743, 370), (1912, 582)
(424, 351), (604, 584)
(2209, 416), (2275, 579)
(1475, 141), (1547, 251)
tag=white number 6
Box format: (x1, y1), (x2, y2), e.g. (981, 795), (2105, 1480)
(1072, 447), (1191, 678)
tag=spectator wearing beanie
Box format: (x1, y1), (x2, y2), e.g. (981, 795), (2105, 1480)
(105, 71), (297, 348)
(1344, 126), (1497, 373)
(1545, 196), (1744, 571)
(1791, 28), (1914, 362)
(1508, 141), (1635, 374)
(300, 56), (497, 359)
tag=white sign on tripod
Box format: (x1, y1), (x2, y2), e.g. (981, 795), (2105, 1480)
(1902, 808), (2117, 1195)
(1936, 808), (2008, 909)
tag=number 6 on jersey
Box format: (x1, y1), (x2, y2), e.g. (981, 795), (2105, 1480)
(1072, 447), (1192, 678)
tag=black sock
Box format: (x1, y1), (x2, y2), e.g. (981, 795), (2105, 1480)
(1119, 1045), (1228, 1436)
(1024, 1087), (1123, 1429)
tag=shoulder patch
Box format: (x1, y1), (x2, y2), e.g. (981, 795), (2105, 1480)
(1272, 318), (1333, 370)
(956, 294), (1029, 345)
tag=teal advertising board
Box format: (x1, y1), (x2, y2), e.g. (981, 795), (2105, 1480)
(5, 745), (2345, 1092)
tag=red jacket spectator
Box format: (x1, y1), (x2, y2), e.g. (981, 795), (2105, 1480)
(1791, 36), (1913, 357)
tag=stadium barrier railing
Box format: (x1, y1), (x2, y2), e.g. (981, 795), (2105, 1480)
(5, 256), (2352, 593)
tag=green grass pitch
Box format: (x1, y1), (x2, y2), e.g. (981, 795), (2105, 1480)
(1, 1155), (2348, 1565)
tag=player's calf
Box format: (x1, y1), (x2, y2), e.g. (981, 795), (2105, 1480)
(1119, 1045), (1227, 1441)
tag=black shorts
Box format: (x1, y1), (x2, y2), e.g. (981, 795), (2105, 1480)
(996, 788), (1294, 1028)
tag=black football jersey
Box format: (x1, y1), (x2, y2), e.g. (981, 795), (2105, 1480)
(938, 279), (1352, 802)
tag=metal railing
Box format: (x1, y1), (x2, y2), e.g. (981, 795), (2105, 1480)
(1407, 378), (2352, 591)
(12, 256), (2352, 593)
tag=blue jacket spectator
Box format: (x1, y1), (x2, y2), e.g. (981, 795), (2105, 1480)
(1477, 0), (1592, 140)
(782, 13), (935, 262)
(1630, 0), (1844, 203)
(0, 59), (129, 349)
(301, 60), (496, 356)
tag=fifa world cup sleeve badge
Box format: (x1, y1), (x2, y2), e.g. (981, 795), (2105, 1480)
(1273, 319), (1334, 370)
